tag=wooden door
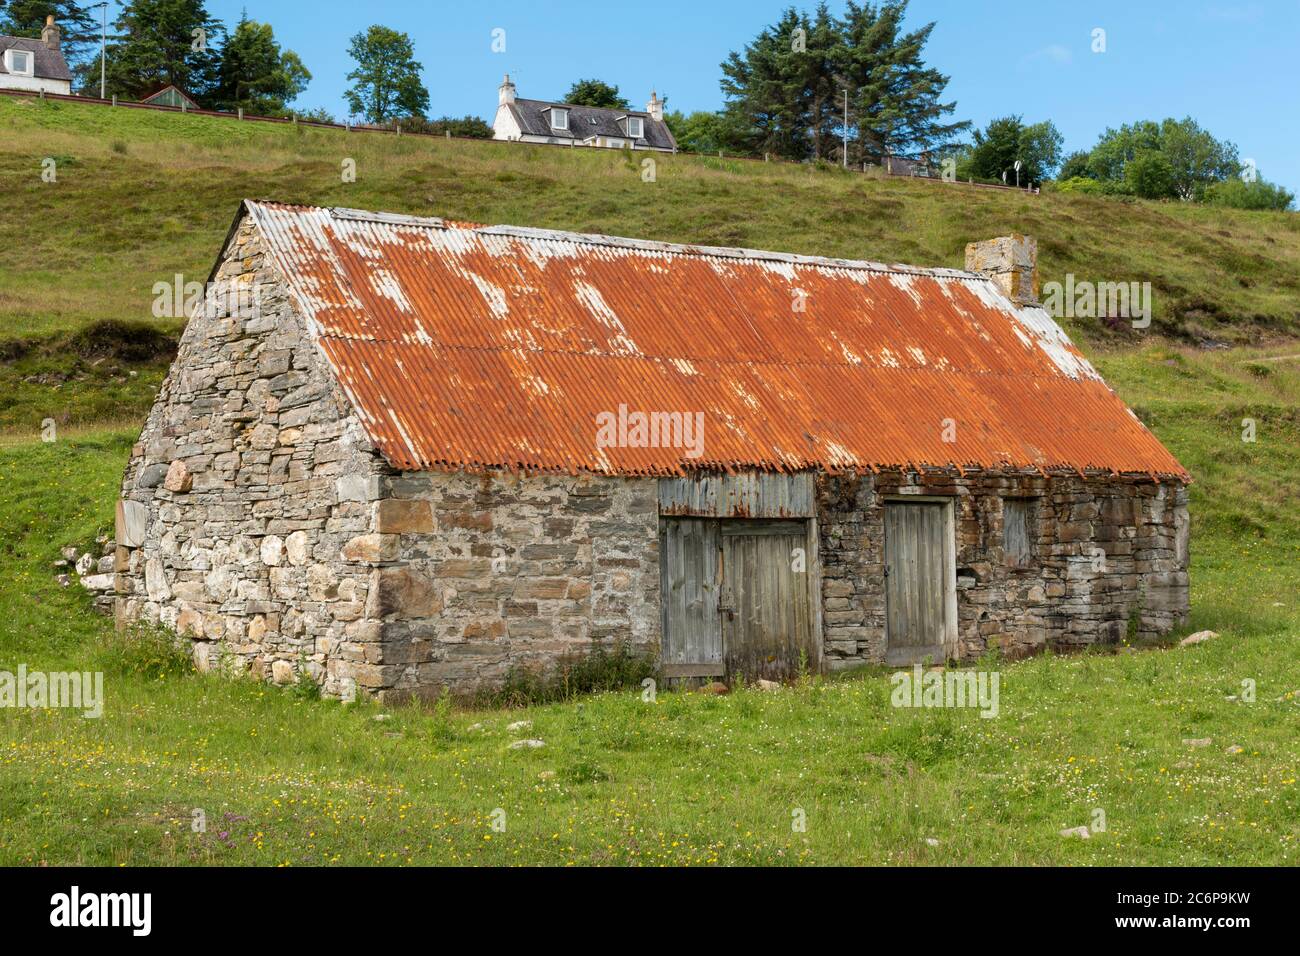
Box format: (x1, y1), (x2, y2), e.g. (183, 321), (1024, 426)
(884, 501), (950, 665)
(659, 519), (724, 678)
(720, 520), (814, 680)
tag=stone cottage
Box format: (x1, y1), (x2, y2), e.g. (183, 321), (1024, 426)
(116, 201), (1190, 700)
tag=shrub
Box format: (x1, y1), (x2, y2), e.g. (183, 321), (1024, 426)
(478, 638), (657, 708)
(393, 115), (492, 138)
(1204, 178), (1296, 211)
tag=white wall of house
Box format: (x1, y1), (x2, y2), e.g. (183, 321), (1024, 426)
(492, 103), (522, 141)
(0, 71), (70, 95)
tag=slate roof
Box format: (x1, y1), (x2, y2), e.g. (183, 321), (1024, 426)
(506, 97), (676, 150)
(0, 35), (72, 81)
(225, 200), (1188, 480)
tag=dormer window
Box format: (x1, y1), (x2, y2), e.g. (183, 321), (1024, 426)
(626, 116), (643, 138)
(550, 107), (569, 131)
(5, 49), (33, 76)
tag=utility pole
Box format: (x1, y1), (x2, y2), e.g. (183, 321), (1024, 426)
(89, 2), (108, 99)
(842, 88), (848, 168)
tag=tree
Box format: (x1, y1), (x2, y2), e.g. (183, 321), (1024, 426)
(563, 78), (629, 109)
(719, 6), (820, 160)
(1086, 118), (1239, 200)
(94, 0), (223, 101)
(344, 25), (428, 123)
(839, 0), (968, 162)
(1157, 117), (1240, 201)
(1124, 150), (1176, 199)
(720, 1), (967, 163)
(0, 0), (96, 66)
(211, 15), (309, 115)
(1057, 149), (1092, 181)
(960, 115), (1062, 184)
(663, 109), (747, 154)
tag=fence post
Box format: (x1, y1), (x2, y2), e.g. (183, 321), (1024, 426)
(111, 94), (117, 107)
(446, 130), (451, 139)
(238, 107), (244, 121)
(181, 99), (186, 112)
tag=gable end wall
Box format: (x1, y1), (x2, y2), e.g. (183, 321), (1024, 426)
(116, 215), (391, 699)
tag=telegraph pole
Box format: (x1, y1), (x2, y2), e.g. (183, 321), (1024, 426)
(842, 89), (848, 168)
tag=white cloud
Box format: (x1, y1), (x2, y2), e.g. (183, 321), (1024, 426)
(1022, 44), (1073, 67)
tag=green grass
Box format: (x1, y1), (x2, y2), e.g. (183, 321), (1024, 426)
(2, 93), (1299, 434)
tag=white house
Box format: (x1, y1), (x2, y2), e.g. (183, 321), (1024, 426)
(492, 75), (676, 152)
(0, 16), (72, 96)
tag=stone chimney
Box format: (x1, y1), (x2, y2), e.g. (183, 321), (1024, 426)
(42, 14), (61, 53)
(646, 90), (664, 122)
(498, 74), (516, 107)
(965, 234), (1038, 306)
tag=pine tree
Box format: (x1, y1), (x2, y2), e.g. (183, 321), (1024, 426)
(212, 14), (310, 115)
(720, 1), (968, 162)
(96, 0), (223, 101)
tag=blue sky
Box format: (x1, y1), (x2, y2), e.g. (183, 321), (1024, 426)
(199, 0), (1300, 194)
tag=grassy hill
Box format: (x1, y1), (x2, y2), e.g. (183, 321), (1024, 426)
(2, 93), (1299, 436)
(0, 93), (1297, 866)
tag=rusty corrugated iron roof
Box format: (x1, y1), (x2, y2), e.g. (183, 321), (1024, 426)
(238, 200), (1188, 481)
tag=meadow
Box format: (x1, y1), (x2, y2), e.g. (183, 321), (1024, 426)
(0, 93), (1296, 866)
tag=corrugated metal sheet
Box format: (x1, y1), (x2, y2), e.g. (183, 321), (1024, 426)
(241, 200), (1188, 481)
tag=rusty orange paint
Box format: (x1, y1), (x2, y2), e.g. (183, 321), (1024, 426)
(239, 201), (1188, 481)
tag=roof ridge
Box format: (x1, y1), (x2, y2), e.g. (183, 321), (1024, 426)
(249, 201), (987, 280)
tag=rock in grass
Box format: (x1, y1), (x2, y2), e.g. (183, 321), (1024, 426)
(1059, 826), (1091, 839)
(509, 738), (545, 750)
(538, 770), (556, 780)
(925, 837), (941, 847)
(506, 719), (532, 732)
(700, 681), (729, 695)
(755, 678), (782, 692)
(1225, 744), (1244, 755)
(1179, 630), (1218, 647)
(1182, 737), (1212, 748)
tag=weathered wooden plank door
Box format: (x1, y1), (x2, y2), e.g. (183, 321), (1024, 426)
(720, 520), (814, 680)
(659, 519), (724, 678)
(884, 501), (949, 665)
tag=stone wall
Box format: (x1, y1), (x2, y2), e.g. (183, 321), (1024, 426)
(366, 472), (660, 700)
(116, 217), (391, 700)
(816, 469), (1190, 668)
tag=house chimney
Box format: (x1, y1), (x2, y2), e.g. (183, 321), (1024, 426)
(42, 14), (61, 53)
(646, 90), (664, 122)
(498, 74), (516, 107)
(965, 234), (1038, 306)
